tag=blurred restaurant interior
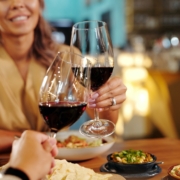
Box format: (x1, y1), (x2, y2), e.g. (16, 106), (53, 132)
(43, 0), (180, 140)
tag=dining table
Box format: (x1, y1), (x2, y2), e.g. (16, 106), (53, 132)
(79, 137), (180, 180)
(0, 137), (180, 180)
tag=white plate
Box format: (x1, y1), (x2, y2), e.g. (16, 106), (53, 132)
(55, 130), (115, 161)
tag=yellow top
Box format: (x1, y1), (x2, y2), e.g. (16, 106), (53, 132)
(0, 45), (48, 131)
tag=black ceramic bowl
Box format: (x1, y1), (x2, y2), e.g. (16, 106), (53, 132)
(107, 153), (159, 173)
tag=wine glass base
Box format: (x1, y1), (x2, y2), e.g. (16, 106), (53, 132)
(79, 119), (115, 138)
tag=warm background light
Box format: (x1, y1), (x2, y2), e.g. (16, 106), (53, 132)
(123, 67), (148, 82)
(117, 52), (152, 68)
(115, 51), (151, 138)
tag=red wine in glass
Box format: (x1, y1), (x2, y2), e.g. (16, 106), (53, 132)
(72, 67), (113, 91)
(90, 67), (113, 91)
(39, 101), (87, 133)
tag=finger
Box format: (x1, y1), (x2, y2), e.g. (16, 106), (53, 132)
(42, 140), (53, 152)
(94, 84), (126, 109)
(48, 138), (58, 156)
(93, 82), (126, 107)
(48, 159), (56, 175)
(21, 130), (49, 144)
(98, 85), (126, 102)
(96, 92), (126, 107)
(51, 159), (56, 169)
(98, 103), (123, 112)
(51, 145), (58, 157)
(48, 138), (57, 146)
(90, 101), (125, 113)
(12, 139), (18, 146)
(42, 138), (58, 157)
(88, 91), (125, 109)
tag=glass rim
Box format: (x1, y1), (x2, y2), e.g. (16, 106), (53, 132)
(72, 20), (107, 30)
(55, 50), (92, 67)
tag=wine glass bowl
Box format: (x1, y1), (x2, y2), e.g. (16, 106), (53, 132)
(39, 51), (91, 138)
(70, 20), (115, 138)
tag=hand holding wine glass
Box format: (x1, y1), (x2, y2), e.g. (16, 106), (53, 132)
(39, 51), (91, 138)
(70, 20), (115, 138)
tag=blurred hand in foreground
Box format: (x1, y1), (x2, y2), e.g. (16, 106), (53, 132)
(8, 130), (58, 180)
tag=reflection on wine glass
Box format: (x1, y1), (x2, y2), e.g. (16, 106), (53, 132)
(39, 51), (91, 138)
(70, 20), (115, 138)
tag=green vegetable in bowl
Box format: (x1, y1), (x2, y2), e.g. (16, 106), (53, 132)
(111, 149), (153, 164)
(88, 139), (102, 147)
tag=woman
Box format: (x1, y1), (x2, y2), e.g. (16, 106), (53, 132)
(0, 0), (126, 152)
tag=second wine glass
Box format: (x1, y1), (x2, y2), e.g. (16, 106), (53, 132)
(39, 51), (91, 138)
(70, 20), (115, 138)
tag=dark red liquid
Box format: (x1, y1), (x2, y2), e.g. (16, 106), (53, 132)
(90, 67), (113, 91)
(72, 67), (113, 91)
(39, 102), (87, 132)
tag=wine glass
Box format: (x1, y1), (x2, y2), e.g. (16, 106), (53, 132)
(70, 20), (115, 138)
(39, 51), (91, 138)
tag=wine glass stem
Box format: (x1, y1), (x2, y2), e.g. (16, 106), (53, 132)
(94, 108), (102, 127)
(94, 108), (99, 120)
(50, 131), (56, 138)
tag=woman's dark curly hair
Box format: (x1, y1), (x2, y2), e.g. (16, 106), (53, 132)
(30, 0), (58, 67)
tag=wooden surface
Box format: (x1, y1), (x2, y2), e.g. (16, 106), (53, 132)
(1, 138), (180, 180)
(78, 138), (180, 180)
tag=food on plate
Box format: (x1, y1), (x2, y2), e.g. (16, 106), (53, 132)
(111, 149), (153, 164)
(46, 159), (112, 180)
(57, 135), (106, 148)
(169, 164), (180, 179)
(56, 132), (115, 161)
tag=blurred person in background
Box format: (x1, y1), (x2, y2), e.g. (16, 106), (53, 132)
(0, 0), (126, 152)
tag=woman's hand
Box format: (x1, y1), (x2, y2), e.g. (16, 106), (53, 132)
(88, 76), (127, 112)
